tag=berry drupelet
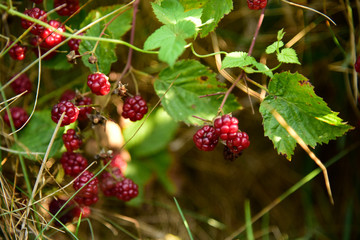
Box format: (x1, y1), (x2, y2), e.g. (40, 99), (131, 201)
(122, 95), (148, 121)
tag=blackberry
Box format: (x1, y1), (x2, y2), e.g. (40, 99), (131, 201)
(51, 100), (79, 126)
(60, 152), (88, 176)
(54, 0), (80, 16)
(10, 74), (32, 95)
(213, 114), (239, 140)
(247, 0), (267, 10)
(73, 171), (99, 206)
(8, 42), (27, 61)
(4, 107), (29, 129)
(75, 96), (92, 121)
(87, 73), (111, 96)
(68, 33), (83, 55)
(223, 145), (241, 161)
(100, 170), (122, 197)
(62, 129), (82, 152)
(21, 8), (47, 35)
(226, 131), (250, 154)
(49, 198), (75, 226)
(60, 89), (76, 101)
(114, 178), (139, 201)
(108, 154), (127, 173)
(193, 125), (219, 151)
(122, 95), (148, 121)
(40, 20), (65, 48)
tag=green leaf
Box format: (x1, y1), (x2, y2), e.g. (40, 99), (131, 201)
(79, 5), (132, 74)
(221, 51), (256, 69)
(259, 72), (353, 159)
(199, 0), (233, 37)
(277, 48), (300, 64)
(277, 28), (285, 41)
(40, 45), (73, 70)
(265, 40), (284, 54)
(154, 60), (240, 125)
(152, 0), (202, 26)
(253, 61), (273, 78)
(12, 110), (64, 161)
(144, 21), (197, 66)
(123, 108), (178, 157)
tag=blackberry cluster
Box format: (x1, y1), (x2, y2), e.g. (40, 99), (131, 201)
(193, 114), (250, 158)
(21, 7), (47, 35)
(40, 20), (65, 48)
(8, 42), (26, 61)
(247, 0), (267, 10)
(54, 0), (80, 16)
(114, 178), (139, 201)
(10, 74), (32, 95)
(87, 73), (111, 96)
(48, 198), (75, 226)
(75, 96), (93, 121)
(122, 95), (148, 122)
(73, 171), (99, 206)
(4, 107), (29, 129)
(51, 100), (79, 126)
(62, 129), (82, 152)
(60, 152), (88, 176)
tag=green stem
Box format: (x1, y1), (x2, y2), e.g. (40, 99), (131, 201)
(190, 44), (228, 58)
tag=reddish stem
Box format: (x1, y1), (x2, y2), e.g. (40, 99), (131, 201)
(199, 92), (226, 98)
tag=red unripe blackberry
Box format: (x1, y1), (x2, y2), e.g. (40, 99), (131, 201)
(8, 42), (27, 61)
(193, 125), (219, 151)
(54, 0), (80, 16)
(87, 73), (111, 96)
(75, 96), (92, 121)
(73, 171), (99, 206)
(21, 8), (47, 35)
(114, 178), (139, 201)
(30, 36), (57, 60)
(73, 206), (91, 218)
(60, 152), (88, 176)
(10, 74), (32, 95)
(214, 114), (239, 140)
(355, 56), (360, 73)
(60, 89), (76, 101)
(108, 154), (127, 173)
(226, 131), (250, 154)
(68, 33), (83, 55)
(51, 100), (79, 126)
(122, 95), (148, 121)
(62, 129), (82, 152)
(247, 0), (267, 10)
(40, 20), (65, 48)
(4, 107), (29, 129)
(49, 198), (75, 226)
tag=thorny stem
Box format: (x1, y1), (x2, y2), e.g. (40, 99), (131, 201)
(192, 115), (212, 123)
(248, 8), (265, 56)
(199, 92), (226, 98)
(217, 74), (242, 115)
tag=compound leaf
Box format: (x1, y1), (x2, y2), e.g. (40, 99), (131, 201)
(259, 72), (353, 159)
(154, 60), (240, 125)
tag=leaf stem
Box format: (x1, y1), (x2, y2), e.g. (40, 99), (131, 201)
(190, 44), (228, 58)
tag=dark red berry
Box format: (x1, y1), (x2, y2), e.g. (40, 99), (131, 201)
(60, 89), (76, 101)
(100, 170), (123, 197)
(21, 8), (47, 35)
(73, 206), (91, 218)
(73, 171), (99, 206)
(223, 145), (241, 161)
(40, 20), (65, 48)
(10, 74), (32, 95)
(355, 56), (360, 73)
(60, 152), (88, 176)
(122, 95), (148, 121)
(8, 42), (27, 61)
(30, 36), (57, 60)
(247, 0), (267, 10)
(31, 0), (43, 4)
(75, 96), (92, 121)
(68, 33), (83, 55)
(193, 125), (219, 151)
(213, 114), (239, 140)
(114, 178), (138, 201)
(54, 0), (80, 16)
(51, 100), (79, 126)
(87, 73), (110, 96)
(226, 131), (250, 154)
(4, 107), (29, 129)
(49, 198), (75, 226)
(62, 129), (82, 152)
